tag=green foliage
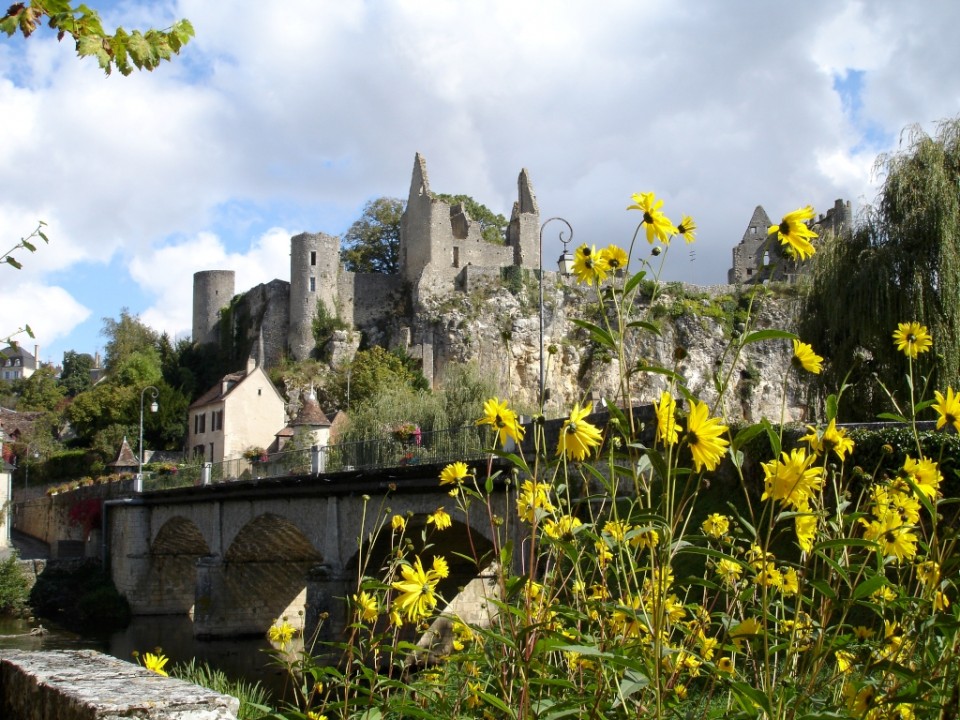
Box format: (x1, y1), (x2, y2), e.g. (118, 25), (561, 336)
(1, 220), (47, 272)
(328, 346), (425, 409)
(801, 116), (960, 419)
(29, 559), (130, 630)
(0, 553), (30, 616)
(339, 385), (446, 442)
(340, 197), (403, 274)
(436, 193), (508, 245)
(311, 300), (348, 360)
(15, 365), (65, 411)
(101, 308), (160, 376)
(0, 2), (194, 76)
(59, 350), (95, 396)
(172, 659), (270, 720)
(438, 361), (496, 430)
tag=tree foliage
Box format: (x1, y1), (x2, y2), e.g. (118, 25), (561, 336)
(101, 308), (159, 375)
(16, 365), (64, 411)
(340, 197), (403, 274)
(1, 1), (194, 76)
(800, 117), (960, 418)
(436, 193), (508, 245)
(59, 350), (95, 396)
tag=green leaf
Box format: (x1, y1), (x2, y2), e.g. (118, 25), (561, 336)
(853, 573), (889, 600)
(569, 317), (616, 349)
(741, 328), (797, 345)
(626, 319), (661, 336)
(729, 680), (772, 716)
(877, 412), (909, 422)
(37, 230), (49, 243)
(826, 393), (839, 421)
(761, 417), (781, 457)
(25, 324), (34, 338)
(485, 473), (494, 494)
(732, 422), (766, 452)
(21, 240), (36, 252)
(6, 256), (22, 269)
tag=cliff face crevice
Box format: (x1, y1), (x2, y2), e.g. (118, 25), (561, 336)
(417, 281), (810, 423)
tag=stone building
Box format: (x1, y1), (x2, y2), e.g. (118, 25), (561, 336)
(192, 153), (542, 380)
(728, 199), (853, 284)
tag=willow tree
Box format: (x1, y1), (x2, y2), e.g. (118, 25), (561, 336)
(800, 117), (960, 419)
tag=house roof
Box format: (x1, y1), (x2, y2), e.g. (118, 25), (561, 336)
(1, 345), (37, 367)
(109, 436), (140, 468)
(291, 392), (331, 427)
(189, 371), (247, 409)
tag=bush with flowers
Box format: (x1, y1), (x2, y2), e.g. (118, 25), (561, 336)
(262, 196), (959, 720)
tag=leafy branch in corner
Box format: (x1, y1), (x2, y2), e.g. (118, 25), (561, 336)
(1, 1), (194, 76)
(3, 220), (48, 270)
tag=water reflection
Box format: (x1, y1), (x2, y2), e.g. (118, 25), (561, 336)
(0, 615), (293, 701)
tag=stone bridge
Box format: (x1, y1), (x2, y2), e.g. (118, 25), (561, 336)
(106, 459), (516, 640)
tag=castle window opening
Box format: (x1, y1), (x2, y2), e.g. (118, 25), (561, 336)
(310, 251), (316, 266)
(453, 246), (460, 268)
(309, 276), (316, 292)
(751, 227), (757, 234)
(761, 251), (770, 266)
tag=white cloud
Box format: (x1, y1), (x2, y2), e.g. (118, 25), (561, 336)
(0, 282), (90, 358)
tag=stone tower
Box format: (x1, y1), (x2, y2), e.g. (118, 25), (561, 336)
(287, 232), (340, 361)
(192, 270), (235, 346)
(508, 168), (540, 267)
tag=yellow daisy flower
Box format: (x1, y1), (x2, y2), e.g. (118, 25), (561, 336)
(861, 511), (918, 562)
(655, 390), (680, 446)
(792, 339), (823, 374)
(267, 621), (296, 649)
(353, 591), (378, 622)
(517, 479), (555, 523)
(933, 387), (960, 432)
(391, 557), (440, 622)
(477, 397), (524, 447)
(439, 461), (470, 486)
(683, 400), (729, 472)
(427, 507), (452, 530)
(599, 244), (628, 272)
(571, 243), (609, 285)
(627, 191), (679, 245)
(391, 514), (406, 532)
(761, 448), (824, 511)
(142, 651), (169, 677)
(768, 206), (817, 260)
(892, 321), (932, 359)
(676, 215), (697, 244)
(701, 513), (729, 539)
(557, 402), (603, 461)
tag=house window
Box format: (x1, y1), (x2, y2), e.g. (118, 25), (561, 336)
(310, 251), (316, 266)
(212, 410), (223, 431)
(194, 413), (206, 434)
(309, 276), (316, 292)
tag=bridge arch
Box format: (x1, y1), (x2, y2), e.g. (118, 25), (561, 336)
(196, 512), (323, 637)
(142, 516), (211, 615)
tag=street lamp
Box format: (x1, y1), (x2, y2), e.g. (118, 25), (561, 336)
(137, 386), (159, 493)
(539, 217), (575, 410)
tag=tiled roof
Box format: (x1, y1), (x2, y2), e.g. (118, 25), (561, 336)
(292, 394), (331, 427)
(109, 436), (140, 467)
(190, 371), (245, 409)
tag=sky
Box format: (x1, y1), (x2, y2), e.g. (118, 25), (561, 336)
(2, 0), (959, 367)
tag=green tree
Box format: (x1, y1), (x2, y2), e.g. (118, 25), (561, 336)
(436, 193), (508, 245)
(101, 308), (159, 375)
(340, 197), (403, 274)
(1, 1), (193, 76)
(328, 346), (425, 409)
(59, 350), (95, 396)
(800, 117), (960, 418)
(16, 365), (65, 411)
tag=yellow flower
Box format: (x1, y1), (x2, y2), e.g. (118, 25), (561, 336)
(835, 650), (855, 674)
(801, 419), (854, 461)
(716, 558), (743, 585)
(933, 387), (960, 432)
(267, 620), (296, 648)
(716, 656), (734, 673)
(603, 519), (630, 543)
(391, 514), (406, 532)
(761, 448), (824, 511)
(391, 557), (440, 622)
(676, 215), (697, 244)
(142, 651), (169, 677)
(439, 461), (470, 486)
(571, 243), (609, 285)
(543, 514), (582, 539)
(655, 390), (680, 446)
(902, 455), (942, 500)
(683, 400), (729, 472)
(431, 555), (450, 579)
(795, 513), (817, 553)
(627, 191), (678, 245)
(557, 402), (603, 461)
(730, 618), (760, 651)
(861, 511), (918, 562)
(599, 244), (628, 272)
(756, 561), (783, 589)
(768, 205), (817, 260)
(629, 527), (659, 550)
(477, 397), (524, 448)
(517, 479), (555, 523)
(792, 339), (823, 374)
(701, 513), (729, 539)
(892, 321), (932, 359)
(427, 507), (452, 530)
(354, 591), (379, 622)
(306, 712), (327, 720)
(781, 567), (800, 596)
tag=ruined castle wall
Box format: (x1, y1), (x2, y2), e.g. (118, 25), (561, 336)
(336, 271), (403, 328)
(289, 232), (340, 361)
(236, 279), (290, 368)
(192, 270), (235, 346)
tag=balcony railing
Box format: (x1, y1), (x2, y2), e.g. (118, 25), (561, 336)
(142, 424), (496, 492)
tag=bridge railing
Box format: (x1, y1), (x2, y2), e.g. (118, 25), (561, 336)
(141, 425), (496, 490)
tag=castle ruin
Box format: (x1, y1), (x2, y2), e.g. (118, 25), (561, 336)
(192, 153), (542, 378)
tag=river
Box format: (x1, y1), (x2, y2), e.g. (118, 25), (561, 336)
(0, 613), (295, 701)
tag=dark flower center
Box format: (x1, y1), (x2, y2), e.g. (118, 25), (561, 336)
(643, 212), (654, 224)
(566, 422), (578, 434)
(778, 220), (790, 235)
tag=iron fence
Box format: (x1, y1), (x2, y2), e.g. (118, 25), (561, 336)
(141, 424), (495, 491)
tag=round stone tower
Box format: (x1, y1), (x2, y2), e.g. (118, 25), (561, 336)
(287, 232), (340, 361)
(192, 270), (235, 346)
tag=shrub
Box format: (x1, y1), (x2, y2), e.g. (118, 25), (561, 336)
(0, 553), (30, 616)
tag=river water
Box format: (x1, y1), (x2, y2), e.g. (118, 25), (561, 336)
(0, 614), (294, 700)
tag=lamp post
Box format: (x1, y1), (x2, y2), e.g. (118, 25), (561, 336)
(137, 386), (159, 493)
(539, 217), (575, 411)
